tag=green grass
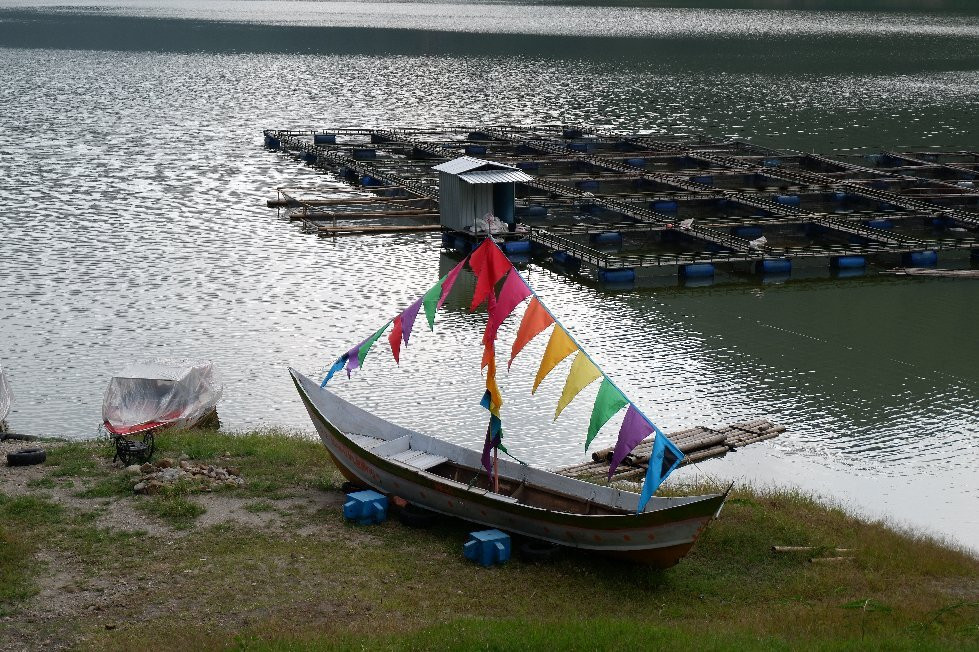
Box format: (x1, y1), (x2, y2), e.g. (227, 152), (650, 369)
(154, 428), (339, 497)
(0, 526), (35, 615)
(2, 432), (976, 651)
(136, 493), (206, 529)
(43, 441), (108, 477)
(74, 473), (133, 498)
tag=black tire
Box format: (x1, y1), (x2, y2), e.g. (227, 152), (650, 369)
(397, 503), (438, 528)
(6, 447), (46, 467)
(340, 481), (366, 495)
(517, 539), (562, 563)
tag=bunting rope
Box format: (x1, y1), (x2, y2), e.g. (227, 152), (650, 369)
(319, 238), (684, 509)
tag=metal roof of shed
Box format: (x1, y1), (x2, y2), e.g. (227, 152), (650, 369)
(432, 156), (531, 184)
(457, 169), (532, 184)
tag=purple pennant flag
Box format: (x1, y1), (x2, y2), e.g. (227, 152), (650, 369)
(608, 405), (655, 480)
(344, 339), (365, 378)
(401, 296), (424, 346)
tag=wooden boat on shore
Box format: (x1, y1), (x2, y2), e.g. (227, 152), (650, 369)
(290, 368), (727, 568)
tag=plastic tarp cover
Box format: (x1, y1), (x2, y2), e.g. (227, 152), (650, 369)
(102, 360), (222, 430)
(0, 363), (11, 421)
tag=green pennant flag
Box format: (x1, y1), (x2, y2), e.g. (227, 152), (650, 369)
(585, 378), (628, 451)
(422, 278), (443, 331)
(358, 322), (391, 368)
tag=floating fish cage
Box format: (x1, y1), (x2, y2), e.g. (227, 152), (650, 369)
(264, 125), (979, 287)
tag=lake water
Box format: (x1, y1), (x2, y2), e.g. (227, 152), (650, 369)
(0, 0), (976, 551)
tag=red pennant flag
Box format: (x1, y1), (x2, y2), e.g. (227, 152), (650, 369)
(388, 315), (403, 365)
(468, 239), (512, 312)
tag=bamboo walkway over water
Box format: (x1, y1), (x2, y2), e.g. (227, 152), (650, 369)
(263, 125), (979, 275)
(555, 419), (786, 484)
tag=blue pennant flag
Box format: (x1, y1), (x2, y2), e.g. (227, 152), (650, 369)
(637, 426), (684, 513)
(321, 354), (348, 388)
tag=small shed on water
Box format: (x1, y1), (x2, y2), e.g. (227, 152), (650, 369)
(433, 157), (533, 232)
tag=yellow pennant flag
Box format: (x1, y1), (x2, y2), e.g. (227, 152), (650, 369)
(532, 326), (578, 394)
(554, 352), (602, 420)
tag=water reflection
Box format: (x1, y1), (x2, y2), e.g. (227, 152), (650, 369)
(0, 3), (976, 547)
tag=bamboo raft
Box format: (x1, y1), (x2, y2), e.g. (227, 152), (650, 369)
(556, 419), (785, 483)
(881, 267), (979, 278)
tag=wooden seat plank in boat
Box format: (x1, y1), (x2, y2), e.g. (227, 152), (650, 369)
(388, 449), (449, 471)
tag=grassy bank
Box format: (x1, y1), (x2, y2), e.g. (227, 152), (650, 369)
(0, 430), (976, 650)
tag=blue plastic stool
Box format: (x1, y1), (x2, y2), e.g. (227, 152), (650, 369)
(463, 529), (511, 567)
(343, 490), (388, 525)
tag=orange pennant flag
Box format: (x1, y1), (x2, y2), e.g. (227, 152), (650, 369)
(532, 326), (578, 394)
(554, 352), (602, 420)
(509, 297), (554, 370)
(484, 342), (502, 415)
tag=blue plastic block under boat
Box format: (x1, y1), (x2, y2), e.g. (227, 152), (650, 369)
(343, 490), (388, 525)
(463, 529), (511, 567)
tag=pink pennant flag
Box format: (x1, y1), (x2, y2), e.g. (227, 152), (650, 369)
(437, 257), (468, 310)
(388, 315), (403, 365)
(608, 405), (655, 479)
(483, 270), (531, 345)
(400, 296), (424, 346)
(468, 239), (512, 311)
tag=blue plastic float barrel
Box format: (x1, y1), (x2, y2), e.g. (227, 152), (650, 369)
(360, 175), (382, 187)
(866, 219), (893, 230)
(831, 255), (866, 269)
(763, 158), (780, 167)
(504, 240), (531, 255)
(552, 251), (581, 270)
(591, 232), (623, 246)
(833, 191), (848, 202)
(775, 195), (800, 206)
(467, 131), (491, 141)
(516, 161), (540, 171)
(519, 205), (547, 218)
(264, 135), (280, 149)
(302, 151), (317, 163)
(576, 179), (599, 192)
(902, 250), (938, 267)
(599, 268), (635, 284)
(755, 258), (792, 275)
(563, 128), (583, 139)
(313, 133), (336, 144)
(352, 148), (376, 160)
(465, 145), (487, 156)
(680, 263), (715, 278)
(651, 200), (678, 213)
(878, 202), (897, 212)
(625, 158), (646, 168)
(691, 175), (714, 186)
(733, 225), (763, 239)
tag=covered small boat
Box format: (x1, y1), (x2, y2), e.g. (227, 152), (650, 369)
(292, 369), (726, 567)
(102, 360), (222, 462)
(294, 238), (730, 567)
(0, 362), (12, 426)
